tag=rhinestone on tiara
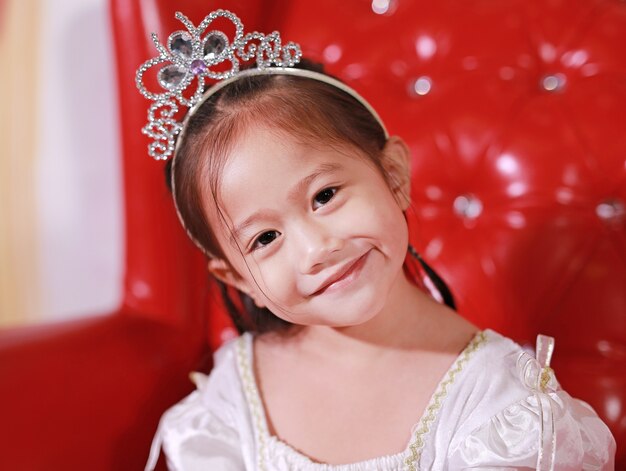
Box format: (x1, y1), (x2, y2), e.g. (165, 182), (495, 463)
(136, 10), (302, 160)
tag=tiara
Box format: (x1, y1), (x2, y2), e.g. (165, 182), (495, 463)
(135, 9), (303, 160)
(136, 10), (389, 257)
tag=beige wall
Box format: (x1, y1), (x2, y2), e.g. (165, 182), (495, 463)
(0, 0), (123, 327)
(0, 0), (41, 326)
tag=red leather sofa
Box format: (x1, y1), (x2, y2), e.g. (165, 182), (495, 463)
(0, 0), (623, 469)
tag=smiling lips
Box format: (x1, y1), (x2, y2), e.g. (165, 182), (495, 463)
(311, 251), (370, 296)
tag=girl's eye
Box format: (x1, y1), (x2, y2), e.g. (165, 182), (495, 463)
(313, 187), (337, 209)
(252, 230), (280, 250)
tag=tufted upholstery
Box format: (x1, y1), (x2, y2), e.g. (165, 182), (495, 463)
(280, 0), (626, 461)
(0, 0), (623, 469)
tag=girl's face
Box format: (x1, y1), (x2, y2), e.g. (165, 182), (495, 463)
(205, 124), (411, 327)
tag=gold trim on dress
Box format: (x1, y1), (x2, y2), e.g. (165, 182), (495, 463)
(236, 335), (268, 471)
(405, 331), (487, 470)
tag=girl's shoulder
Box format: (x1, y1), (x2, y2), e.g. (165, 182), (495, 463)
(427, 328), (616, 470)
(144, 335), (250, 471)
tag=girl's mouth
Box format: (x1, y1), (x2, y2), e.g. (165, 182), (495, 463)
(311, 251), (370, 296)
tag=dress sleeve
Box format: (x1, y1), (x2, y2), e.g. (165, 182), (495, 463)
(144, 372), (246, 471)
(449, 335), (616, 470)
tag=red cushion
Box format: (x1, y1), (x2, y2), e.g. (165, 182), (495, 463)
(0, 0), (623, 468)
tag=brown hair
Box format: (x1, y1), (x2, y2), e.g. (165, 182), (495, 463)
(166, 60), (389, 333)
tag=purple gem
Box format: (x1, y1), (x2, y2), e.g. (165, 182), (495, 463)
(190, 59), (207, 75)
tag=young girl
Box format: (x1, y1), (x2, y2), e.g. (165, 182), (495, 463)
(138, 10), (615, 470)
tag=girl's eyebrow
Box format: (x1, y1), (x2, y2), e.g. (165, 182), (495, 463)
(231, 162), (343, 242)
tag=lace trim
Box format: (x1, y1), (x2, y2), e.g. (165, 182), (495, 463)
(404, 330), (487, 470)
(236, 336), (268, 471)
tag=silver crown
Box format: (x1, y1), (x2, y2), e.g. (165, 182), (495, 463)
(135, 10), (302, 160)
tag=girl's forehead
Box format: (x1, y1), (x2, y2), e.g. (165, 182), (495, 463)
(223, 136), (335, 196)
(222, 125), (346, 183)
(204, 123), (383, 223)
(230, 123), (303, 162)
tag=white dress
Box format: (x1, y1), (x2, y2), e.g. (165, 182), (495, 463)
(145, 329), (616, 470)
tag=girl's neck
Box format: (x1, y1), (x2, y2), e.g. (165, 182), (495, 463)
(285, 270), (463, 364)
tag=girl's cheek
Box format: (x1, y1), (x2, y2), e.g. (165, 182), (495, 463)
(257, 256), (296, 301)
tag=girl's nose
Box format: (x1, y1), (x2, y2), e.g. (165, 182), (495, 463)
(296, 221), (344, 274)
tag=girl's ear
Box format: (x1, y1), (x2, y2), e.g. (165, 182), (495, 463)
(381, 136), (412, 211)
(207, 258), (266, 308)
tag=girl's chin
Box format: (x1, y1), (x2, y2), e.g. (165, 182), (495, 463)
(293, 303), (385, 328)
